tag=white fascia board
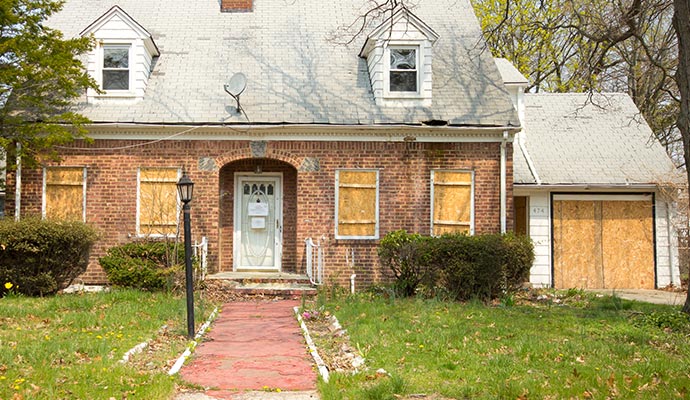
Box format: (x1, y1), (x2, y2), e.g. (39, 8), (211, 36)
(359, 8), (439, 58)
(81, 5), (159, 56)
(368, 8), (439, 43)
(514, 183), (659, 192)
(83, 123), (520, 143)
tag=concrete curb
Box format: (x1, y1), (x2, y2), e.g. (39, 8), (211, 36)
(294, 306), (329, 383)
(168, 307), (220, 375)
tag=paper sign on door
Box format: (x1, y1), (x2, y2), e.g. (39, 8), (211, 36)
(248, 202), (269, 216)
(251, 217), (266, 229)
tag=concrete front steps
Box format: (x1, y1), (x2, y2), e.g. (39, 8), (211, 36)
(205, 272), (318, 298)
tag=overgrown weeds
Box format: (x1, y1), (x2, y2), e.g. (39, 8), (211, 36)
(317, 291), (690, 399)
(0, 289), (212, 399)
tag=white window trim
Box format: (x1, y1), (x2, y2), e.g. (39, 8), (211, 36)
(335, 169), (380, 240)
(430, 169), (475, 236)
(136, 167), (182, 238)
(42, 166), (87, 222)
(383, 43), (422, 99)
(96, 41), (135, 97)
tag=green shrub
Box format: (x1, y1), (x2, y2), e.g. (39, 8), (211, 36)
(378, 230), (436, 297)
(378, 231), (534, 301)
(99, 241), (184, 291)
(0, 217), (99, 296)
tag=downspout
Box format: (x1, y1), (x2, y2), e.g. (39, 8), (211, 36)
(14, 142), (21, 221)
(500, 131), (508, 233)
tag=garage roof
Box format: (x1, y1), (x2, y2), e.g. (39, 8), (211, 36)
(515, 93), (679, 186)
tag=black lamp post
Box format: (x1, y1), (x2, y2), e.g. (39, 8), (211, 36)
(177, 172), (195, 338)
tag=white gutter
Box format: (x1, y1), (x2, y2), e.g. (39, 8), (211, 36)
(517, 131), (541, 185)
(14, 142), (20, 221)
(514, 183), (658, 191)
(500, 131), (508, 233)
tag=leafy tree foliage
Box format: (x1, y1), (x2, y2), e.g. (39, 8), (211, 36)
(0, 0), (97, 167)
(472, 0), (681, 160)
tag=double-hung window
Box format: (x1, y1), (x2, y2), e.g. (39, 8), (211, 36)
(43, 167), (87, 221)
(335, 170), (379, 239)
(388, 46), (419, 94)
(137, 167), (180, 236)
(431, 170), (474, 235)
(102, 44), (130, 90)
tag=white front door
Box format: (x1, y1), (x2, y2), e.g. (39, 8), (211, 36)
(234, 174), (283, 271)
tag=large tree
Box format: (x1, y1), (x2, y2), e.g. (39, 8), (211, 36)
(472, 0), (681, 162)
(0, 0), (96, 168)
(673, 0), (690, 312)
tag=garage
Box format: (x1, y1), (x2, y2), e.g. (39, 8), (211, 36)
(552, 194), (655, 289)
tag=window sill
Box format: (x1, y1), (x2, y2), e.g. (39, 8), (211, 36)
(334, 236), (380, 242)
(93, 91), (137, 98)
(135, 233), (177, 240)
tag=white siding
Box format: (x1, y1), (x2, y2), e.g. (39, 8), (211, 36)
(655, 199), (681, 287)
(524, 191), (551, 287)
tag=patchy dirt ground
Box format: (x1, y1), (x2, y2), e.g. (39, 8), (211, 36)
(300, 309), (364, 375)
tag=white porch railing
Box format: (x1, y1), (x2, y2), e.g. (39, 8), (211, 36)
(193, 236), (208, 281)
(305, 237), (323, 285)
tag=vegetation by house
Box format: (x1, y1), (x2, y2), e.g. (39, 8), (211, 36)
(316, 291), (690, 399)
(379, 231), (534, 300)
(0, 289), (212, 400)
(0, 217), (98, 296)
(0, 0), (98, 167)
(99, 240), (185, 291)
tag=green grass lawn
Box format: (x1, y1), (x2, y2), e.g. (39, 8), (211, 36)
(0, 289), (212, 399)
(318, 291), (690, 399)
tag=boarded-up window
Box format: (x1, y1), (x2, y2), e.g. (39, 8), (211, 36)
(431, 170), (473, 235)
(336, 170), (379, 239)
(43, 167), (86, 221)
(138, 168), (179, 236)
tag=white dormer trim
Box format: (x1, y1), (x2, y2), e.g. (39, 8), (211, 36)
(80, 6), (159, 103)
(360, 7), (439, 107)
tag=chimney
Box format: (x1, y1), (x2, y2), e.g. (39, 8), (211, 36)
(221, 0), (253, 12)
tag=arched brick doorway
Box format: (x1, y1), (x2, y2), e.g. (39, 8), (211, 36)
(218, 159), (298, 273)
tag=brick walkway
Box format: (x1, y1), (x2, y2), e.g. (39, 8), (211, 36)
(178, 300), (318, 399)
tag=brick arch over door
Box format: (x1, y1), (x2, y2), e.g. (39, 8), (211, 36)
(218, 158), (298, 272)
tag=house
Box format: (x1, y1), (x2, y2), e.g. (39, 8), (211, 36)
(495, 59), (682, 289)
(5, 0), (521, 287)
(6, 0), (680, 290)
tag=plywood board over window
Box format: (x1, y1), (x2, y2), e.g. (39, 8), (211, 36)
(138, 168), (180, 236)
(43, 167), (86, 221)
(431, 170), (473, 235)
(336, 170), (379, 239)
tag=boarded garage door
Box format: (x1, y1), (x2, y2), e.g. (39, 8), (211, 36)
(553, 195), (654, 289)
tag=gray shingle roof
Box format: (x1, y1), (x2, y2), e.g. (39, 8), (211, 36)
(494, 58), (528, 85)
(515, 93), (678, 186)
(49, 0), (519, 127)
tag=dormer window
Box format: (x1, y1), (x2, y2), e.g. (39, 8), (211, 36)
(359, 7), (438, 107)
(102, 45), (130, 91)
(388, 47), (419, 93)
(81, 6), (159, 102)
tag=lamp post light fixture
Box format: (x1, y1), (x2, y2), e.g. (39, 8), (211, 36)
(177, 171), (195, 338)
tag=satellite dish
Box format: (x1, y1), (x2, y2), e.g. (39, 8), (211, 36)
(224, 73), (247, 113)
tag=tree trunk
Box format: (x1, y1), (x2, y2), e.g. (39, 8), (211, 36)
(673, 0), (690, 314)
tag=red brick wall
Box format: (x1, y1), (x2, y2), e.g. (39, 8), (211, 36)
(220, 0), (252, 12)
(5, 138), (513, 287)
